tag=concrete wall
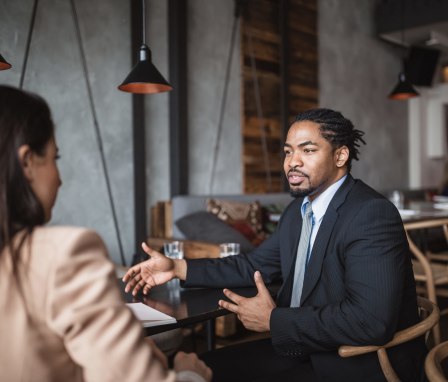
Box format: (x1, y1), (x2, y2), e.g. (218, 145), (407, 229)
(319, 0), (409, 191)
(0, 0), (240, 265)
(1, 0), (417, 264)
(1, 0), (134, 265)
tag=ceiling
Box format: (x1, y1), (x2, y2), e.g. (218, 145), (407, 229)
(377, 0), (448, 61)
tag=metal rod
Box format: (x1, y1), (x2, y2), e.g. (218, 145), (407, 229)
(208, 2), (240, 193)
(19, 0), (38, 89)
(70, 0), (126, 266)
(248, 31), (272, 192)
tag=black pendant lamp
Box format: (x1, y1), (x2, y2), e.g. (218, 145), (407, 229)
(388, 0), (418, 100)
(118, 0), (172, 94)
(388, 71), (419, 100)
(0, 53), (12, 70)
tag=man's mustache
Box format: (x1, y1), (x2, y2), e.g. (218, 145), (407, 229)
(287, 168), (308, 178)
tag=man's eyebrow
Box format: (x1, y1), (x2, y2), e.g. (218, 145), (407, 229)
(283, 140), (318, 148)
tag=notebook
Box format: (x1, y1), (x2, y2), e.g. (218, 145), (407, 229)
(126, 302), (177, 327)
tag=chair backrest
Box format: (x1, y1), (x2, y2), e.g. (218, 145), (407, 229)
(339, 296), (440, 382)
(403, 219), (448, 345)
(425, 340), (448, 382)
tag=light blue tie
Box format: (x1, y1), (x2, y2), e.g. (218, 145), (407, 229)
(290, 202), (314, 307)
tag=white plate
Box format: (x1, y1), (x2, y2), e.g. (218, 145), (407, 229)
(433, 195), (448, 203)
(398, 209), (418, 216)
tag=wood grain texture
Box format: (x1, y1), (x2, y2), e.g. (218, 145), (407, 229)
(241, 0), (318, 193)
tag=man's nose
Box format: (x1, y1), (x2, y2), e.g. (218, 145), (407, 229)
(288, 153), (303, 168)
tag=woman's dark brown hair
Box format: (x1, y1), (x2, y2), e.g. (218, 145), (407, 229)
(0, 85), (55, 253)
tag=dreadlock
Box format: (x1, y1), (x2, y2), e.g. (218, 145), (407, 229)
(292, 108), (366, 171)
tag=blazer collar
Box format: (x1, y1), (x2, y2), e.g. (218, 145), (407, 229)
(299, 174), (355, 305)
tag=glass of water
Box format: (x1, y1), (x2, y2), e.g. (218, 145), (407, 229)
(219, 243), (240, 258)
(163, 241), (184, 260)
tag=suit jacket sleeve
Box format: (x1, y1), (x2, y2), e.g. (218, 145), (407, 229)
(184, 224), (284, 288)
(270, 198), (409, 356)
(46, 229), (176, 382)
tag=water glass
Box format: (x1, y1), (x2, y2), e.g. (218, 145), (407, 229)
(389, 190), (405, 209)
(164, 241), (184, 260)
(219, 243), (240, 258)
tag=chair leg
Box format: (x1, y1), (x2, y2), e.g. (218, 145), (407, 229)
(377, 348), (400, 382)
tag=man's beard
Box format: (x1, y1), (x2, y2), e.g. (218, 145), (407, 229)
(289, 186), (315, 198)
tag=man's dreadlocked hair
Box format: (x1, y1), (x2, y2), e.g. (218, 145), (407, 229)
(292, 108), (366, 171)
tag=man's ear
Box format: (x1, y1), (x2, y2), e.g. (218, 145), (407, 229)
(335, 146), (349, 168)
(17, 144), (34, 181)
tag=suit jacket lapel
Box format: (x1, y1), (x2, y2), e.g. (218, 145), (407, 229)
(300, 174), (355, 305)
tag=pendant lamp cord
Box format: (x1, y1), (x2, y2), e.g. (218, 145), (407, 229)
(247, 20), (272, 192)
(70, 0), (126, 266)
(19, 0), (38, 89)
(142, 0), (146, 45)
(208, 0), (241, 193)
(400, 0), (406, 71)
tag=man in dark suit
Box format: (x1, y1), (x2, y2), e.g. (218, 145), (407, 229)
(124, 108), (426, 381)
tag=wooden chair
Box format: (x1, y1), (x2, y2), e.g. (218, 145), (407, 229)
(425, 340), (448, 382)
(339, 296), (440, 382)
(404, 219), (448, 344)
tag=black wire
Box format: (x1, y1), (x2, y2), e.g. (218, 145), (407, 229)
(208, 2), (240, 193)
(142, 0), (146, 46)
(19, 0), (38, 89)
(248, 31), (272, 192)
(70, 0), (126, 266)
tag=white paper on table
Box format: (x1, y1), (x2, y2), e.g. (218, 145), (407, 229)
(126, 302), (177, 327)
(433, 203), (448, 210)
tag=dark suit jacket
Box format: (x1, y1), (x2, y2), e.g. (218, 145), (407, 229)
(185, 175), (426, 381)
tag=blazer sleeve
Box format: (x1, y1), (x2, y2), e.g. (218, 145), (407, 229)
(184, 227), (284, 288)
(45, 229), (176, 382)
(270, 198), (410, 356)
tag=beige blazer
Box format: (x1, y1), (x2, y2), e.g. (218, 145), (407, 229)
(0, 226), (176, 382)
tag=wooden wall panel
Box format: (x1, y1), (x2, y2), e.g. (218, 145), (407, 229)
(241, 0), (318, 193)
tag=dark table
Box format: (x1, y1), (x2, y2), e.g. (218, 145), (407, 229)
(119, 279), (279, 350)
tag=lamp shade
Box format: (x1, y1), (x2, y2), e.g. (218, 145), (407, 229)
(0, 54), (11, 70)
(118, 45), (172, 94)
(388, 72), (419, 100)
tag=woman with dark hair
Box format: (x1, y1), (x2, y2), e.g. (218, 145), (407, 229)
(0, 85), (211, 382)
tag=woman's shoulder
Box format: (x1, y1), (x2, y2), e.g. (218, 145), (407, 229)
(30, 226), (106, 258)
(33, 225), (102, 241)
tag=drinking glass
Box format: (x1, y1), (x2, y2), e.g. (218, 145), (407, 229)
(164, 241), (184, 260)
(164, 241), (184, 289)
(219, 243), (240, 258)
(389, 190), (405, 209)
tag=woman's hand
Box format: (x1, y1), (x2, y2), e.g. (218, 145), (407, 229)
(174, 352), (212, 382)
(122, 243), (176, 296)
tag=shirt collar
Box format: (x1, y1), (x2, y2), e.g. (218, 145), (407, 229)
(301, 175), (347, 221)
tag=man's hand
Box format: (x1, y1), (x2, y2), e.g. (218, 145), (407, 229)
(218, 271), (276, 332)
(122, 243), (176, 296)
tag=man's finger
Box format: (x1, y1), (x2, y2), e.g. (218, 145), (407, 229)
(141, 242), (153, 256)
(254, 271), (269, 294)
(223, 288), (245, 305)
(218, 299), (240, 314)
(124, 273), (141, 293)
(122, 265), (140, 282)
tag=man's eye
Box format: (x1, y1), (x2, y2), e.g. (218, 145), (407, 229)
(304, 149), (315, 153)
(284, 150), (291, 156)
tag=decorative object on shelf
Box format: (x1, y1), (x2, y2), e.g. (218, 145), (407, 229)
(118, 0), (172, 93)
